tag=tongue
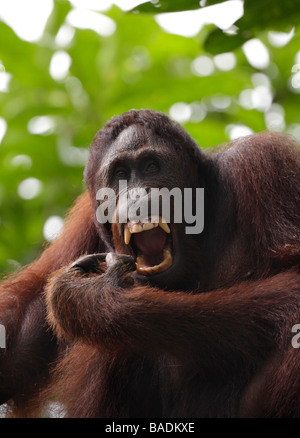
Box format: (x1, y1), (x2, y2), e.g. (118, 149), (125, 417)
(133, 227), (167, 257)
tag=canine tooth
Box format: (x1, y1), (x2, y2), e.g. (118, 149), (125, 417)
(159, 221), (170, 234)
(124, 226), (131, 245)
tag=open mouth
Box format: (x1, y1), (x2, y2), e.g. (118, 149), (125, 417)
(123, 218), (173, 275)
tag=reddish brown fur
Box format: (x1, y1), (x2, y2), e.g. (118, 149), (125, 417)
(0, 109), (300, 417)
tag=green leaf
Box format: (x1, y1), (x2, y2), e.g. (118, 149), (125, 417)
(130, 0), (299, 53)
(44, 0), (72, 36)
(205, 0), (299, 53)
(241, 0), (298, 32)
(131, 0), (201, 13)
(204, 29), (248, 54)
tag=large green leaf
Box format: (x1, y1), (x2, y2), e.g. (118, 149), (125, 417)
(205, 0), (298, 53)
(131, 0), (201, 13)
(131, 0), (299, 53)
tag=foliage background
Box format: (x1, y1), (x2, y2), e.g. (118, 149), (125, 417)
(0, 0), (299, 276)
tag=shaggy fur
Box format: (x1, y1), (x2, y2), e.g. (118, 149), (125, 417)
(0, 110), (300, 417)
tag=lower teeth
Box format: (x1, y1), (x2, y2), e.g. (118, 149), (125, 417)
(136, 247), (172, 275)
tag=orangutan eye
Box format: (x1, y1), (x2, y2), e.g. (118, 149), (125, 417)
(114, 166), (129, 180)
(143, 160), (159, 176)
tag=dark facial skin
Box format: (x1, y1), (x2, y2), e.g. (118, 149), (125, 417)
(97, 125), (185, 192)
(96, 125), (204, 290)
